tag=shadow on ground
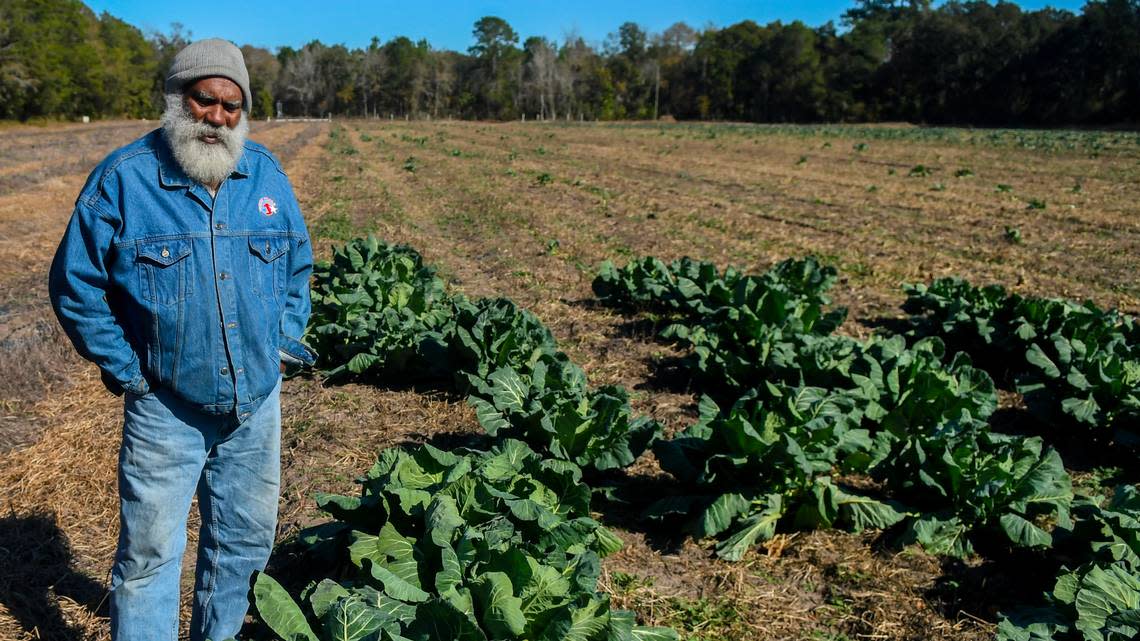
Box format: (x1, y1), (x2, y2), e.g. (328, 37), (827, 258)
(925, 549), (1061, 624)
(0, 513), (107, 639)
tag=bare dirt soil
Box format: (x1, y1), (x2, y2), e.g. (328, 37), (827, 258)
(2, 118), (1137, 641)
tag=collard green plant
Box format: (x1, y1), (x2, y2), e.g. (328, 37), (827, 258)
(592, 256), (744, 316)
(444, 297), (559, 385)
(306, 237), (452, 380)
(467, 355), (662, 472)
(254, 441), (677, 641)
(877, 431), (1072, 557)
(998, 486), (1140, 641)
(587, 258), (853, 390)
(647, 385), (904, 560)
(904, 277), (1140, 443)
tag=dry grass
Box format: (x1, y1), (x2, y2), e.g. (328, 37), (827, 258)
(0, 371), (120, 640)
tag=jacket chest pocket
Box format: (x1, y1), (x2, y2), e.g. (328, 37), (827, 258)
(136, 239), (192, 305)
(248, 235), (290, 301)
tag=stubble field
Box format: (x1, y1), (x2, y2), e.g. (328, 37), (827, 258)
(1, 118), (1138, 641)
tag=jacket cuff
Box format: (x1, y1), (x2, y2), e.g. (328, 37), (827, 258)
(279, 334), (317, 367)
(101, 363), (151, 397)
(123, 373), (152, 396)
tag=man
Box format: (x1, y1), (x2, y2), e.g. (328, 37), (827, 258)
(48, 38), (315, 640)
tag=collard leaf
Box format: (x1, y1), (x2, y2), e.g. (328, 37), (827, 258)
(352, 586), (418, 623)
(1054, 571), (1080, 605)
(715, 494), (783, 561)
(315, 493), (363, 522)
(349, 525), (422, 588)
(406, 598), (487, 641)
(309, 579), (351, 619)
(1062, 394), (1101, 426)
(346, 351), (381, 374)
(836, 491), (905, 532)
(388, 487), (434, 516)
(1004, 445), (1072, 516)
(369, 563), (431, 603)
(901, 515), (974, 557)
(998, 513), (1052, 549)
(440, 585), (476, 622)
(633, 627), (682, 641)
(469, 396), (512, 437)
(322, 597), (392, 641)
(1104, 608), (1140, 640)
(479, 439), (533, 480)
(426, 495), (465, 546)
(1026, 344), (1062, 379)
(471, 571), (527, 638)
(435, 544), (463, 595)
(995, 606), (1072, 641)
(518, 561), (573, 622)
(593, 524), (624, 557)
(252, 572), (319, 641)
(1074, 564), (1140, 640)
(549, 597), (612, 641)
(696, 493), (751, 538)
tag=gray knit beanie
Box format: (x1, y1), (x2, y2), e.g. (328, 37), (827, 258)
(165, 38), (251, 113)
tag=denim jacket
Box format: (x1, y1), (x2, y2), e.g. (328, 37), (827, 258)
(49, 129), (315, 422)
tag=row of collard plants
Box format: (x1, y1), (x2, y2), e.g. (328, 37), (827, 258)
(249, 237), (676, 641)
(308, 237), (662, 472)
(252, 440), (675, 641)
(592, 256), (1140, 641)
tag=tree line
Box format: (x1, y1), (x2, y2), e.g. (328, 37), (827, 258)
(2, 0), (1138, 126)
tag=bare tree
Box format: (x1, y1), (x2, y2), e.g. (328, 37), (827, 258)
(282, 46), (319, 116)
(357, 38), (386, 117)
(559, 33), (593, 120)
(427, 52), (456, 119)
(525, 37), (559, 119)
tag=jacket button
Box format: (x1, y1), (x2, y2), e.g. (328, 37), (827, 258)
(161, 247), (170, 258)
(220, 366), (229, 375)
(227, 321), (237, 329)
(219, 272), (229, 280)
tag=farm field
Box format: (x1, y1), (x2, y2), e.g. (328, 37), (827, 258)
(1, 118), (1138, 641)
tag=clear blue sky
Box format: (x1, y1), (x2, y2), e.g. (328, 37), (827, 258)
(85, 0), (1088, 53)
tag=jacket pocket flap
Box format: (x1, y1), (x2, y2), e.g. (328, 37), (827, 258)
(137, 239), (192, 267)
(249, 236), (290, 262)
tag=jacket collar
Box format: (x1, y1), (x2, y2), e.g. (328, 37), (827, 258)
(156, 128), (251, 189)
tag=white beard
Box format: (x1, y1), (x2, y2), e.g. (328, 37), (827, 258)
(160, 93), (249, 186)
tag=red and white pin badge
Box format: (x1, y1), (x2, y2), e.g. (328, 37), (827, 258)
(258, 196), (278, 216)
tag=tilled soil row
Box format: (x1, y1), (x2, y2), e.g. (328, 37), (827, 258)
(403, 121), (1139, 309)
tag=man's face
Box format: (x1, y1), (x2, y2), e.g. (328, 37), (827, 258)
(160, 76), (249, 187)
(184, 77), (244, 133)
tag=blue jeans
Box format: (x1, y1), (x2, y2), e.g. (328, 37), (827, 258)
(110, 377), (281, 641)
